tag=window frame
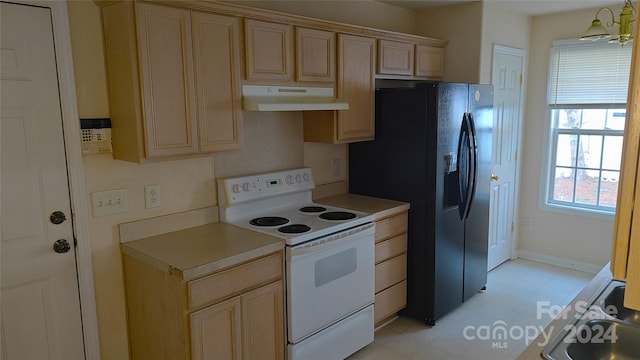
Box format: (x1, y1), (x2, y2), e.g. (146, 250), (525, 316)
(546, 107), (624, 214)
(541, 40), (631, 218)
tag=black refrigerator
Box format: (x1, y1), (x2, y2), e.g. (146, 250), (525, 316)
(349, 82), (493, 325)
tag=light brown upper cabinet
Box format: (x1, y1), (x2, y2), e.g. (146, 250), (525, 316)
(101, 2), (242, 162)
(304, 34), (376, 143)
(378, 40), (414, 76)
(192, 12), (243, 153)
(296, 27), (336, 83)
(244, 19), (294, 82)
(415, 45), (444, 78)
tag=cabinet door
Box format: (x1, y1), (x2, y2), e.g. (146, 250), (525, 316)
(336, 34), (376, 142)
(612, 32), (640, 310)
(192, 12), (243, 153)
(241, 281), (285, 360)
(378, 40), (414, 76)
(190, 297), (242, 360)
(296, 27), (335, 83)
(415, 45), (444, 78)
(135, 3), (198, 157)
(245, 19), (294, 81)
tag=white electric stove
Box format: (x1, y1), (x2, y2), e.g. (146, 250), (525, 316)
(218, 168), (376, 360)
(218, 167), (374, 245)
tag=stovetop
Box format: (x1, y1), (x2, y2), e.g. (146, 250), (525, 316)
(218, 168), (373, 246)
(223, 202), (373, 246)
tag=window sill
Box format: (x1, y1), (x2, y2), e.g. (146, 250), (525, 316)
(539, 201), (616, 221)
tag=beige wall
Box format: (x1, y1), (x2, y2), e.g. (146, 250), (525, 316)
(415, 1), (530, 84)
(478, 2), (530, 84)
(519, 7), (614, 267)
(66, 1), (408, 358)
(415, 2), (484, 83)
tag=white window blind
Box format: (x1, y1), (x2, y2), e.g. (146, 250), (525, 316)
(548, 42), (632, 106)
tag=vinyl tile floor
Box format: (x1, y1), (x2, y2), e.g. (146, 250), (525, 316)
(348, 258), (595, 360)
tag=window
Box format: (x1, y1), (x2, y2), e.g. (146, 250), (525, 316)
(546, 41), (632, 214)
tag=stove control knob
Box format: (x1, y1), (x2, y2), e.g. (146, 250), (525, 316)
(242, 182), (251, 192)
(295, 174), (302, 183)
(232, 184), (242, 193)
(285, 175), (294, 185)
(303, 173), (310, 182)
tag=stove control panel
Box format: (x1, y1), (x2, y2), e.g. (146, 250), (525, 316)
(218, 167), (315, 205)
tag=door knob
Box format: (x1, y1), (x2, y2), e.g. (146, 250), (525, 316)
(490, 174), (499, 181)
(53, 239), (71, 253)
(50, 211), (67, 224)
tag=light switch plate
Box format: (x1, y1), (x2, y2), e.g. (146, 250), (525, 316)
(91, 189), (128, 216)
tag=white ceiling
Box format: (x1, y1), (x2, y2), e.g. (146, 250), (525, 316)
(378, 0), (626, 16)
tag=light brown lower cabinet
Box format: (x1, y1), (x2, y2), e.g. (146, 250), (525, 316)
(190, 281), (284, 360)
(123, 251), (285, 360)
(373, 211), (409, 326)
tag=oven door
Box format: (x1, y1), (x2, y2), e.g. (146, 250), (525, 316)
(286, 222), (375, 343)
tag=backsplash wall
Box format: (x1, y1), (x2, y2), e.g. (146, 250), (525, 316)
(214, 111), (305, 178)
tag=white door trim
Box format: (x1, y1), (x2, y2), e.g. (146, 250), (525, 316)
(492, 43), (526, 263)
(4, 1), (101, 358)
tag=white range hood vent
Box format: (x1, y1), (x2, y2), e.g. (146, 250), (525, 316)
(242, 85), (350, 112)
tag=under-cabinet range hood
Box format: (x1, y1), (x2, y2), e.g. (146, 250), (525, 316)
(242, 85), (350, 112)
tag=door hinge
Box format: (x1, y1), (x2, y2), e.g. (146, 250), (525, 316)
(511, 222), (515, 233)
(515, 150), (518, 161)
(74, 237), (78, 247)
(519, 74), (523, 86)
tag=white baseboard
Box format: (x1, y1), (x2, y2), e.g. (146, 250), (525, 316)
(516, 250), (603, 274)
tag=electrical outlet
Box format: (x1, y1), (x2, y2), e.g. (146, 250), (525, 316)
(523, 217), (533, 231)
(332, 158), (341, 177)
(91, 189), (128, 216)
(145, 184), (160, 209)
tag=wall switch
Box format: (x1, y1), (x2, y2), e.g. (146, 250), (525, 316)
(144, 184), (160, 209)
(523, 217), (533, 231)
(91, 189), (128, 216)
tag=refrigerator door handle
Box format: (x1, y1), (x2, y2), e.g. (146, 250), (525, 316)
(457, 113), (473, 220)
(466, 113), (479, 220)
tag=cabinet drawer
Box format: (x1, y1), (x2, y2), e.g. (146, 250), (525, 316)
(375, 212), (408, 243)
(188, 252), (283, 309)
(375, 234), (407, 264)
(375, 280), (407, 324)
(375, 253), (406, 293)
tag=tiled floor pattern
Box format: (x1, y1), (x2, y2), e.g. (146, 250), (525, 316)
(348, 258), (595, 360)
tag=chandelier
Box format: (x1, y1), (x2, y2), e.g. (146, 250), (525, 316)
(581, 0), (635, 46)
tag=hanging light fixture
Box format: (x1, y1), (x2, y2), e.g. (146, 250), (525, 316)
(581, 0), (635, 46)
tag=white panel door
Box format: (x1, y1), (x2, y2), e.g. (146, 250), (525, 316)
(1, 2), (85, 359)
(488, 46), (525, 271)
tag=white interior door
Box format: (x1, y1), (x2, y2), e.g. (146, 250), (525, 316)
(488, 45), (525, 271)
(1, 2), (85, 359)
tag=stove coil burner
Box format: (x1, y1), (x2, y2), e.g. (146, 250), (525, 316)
(299, 206), (327, 214)
(278, 224), (312, 234)
(319, 211), (357, 221)
(249, 216), (289, 227)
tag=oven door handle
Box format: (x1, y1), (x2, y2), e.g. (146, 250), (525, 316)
(288, 223), (375, 257)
